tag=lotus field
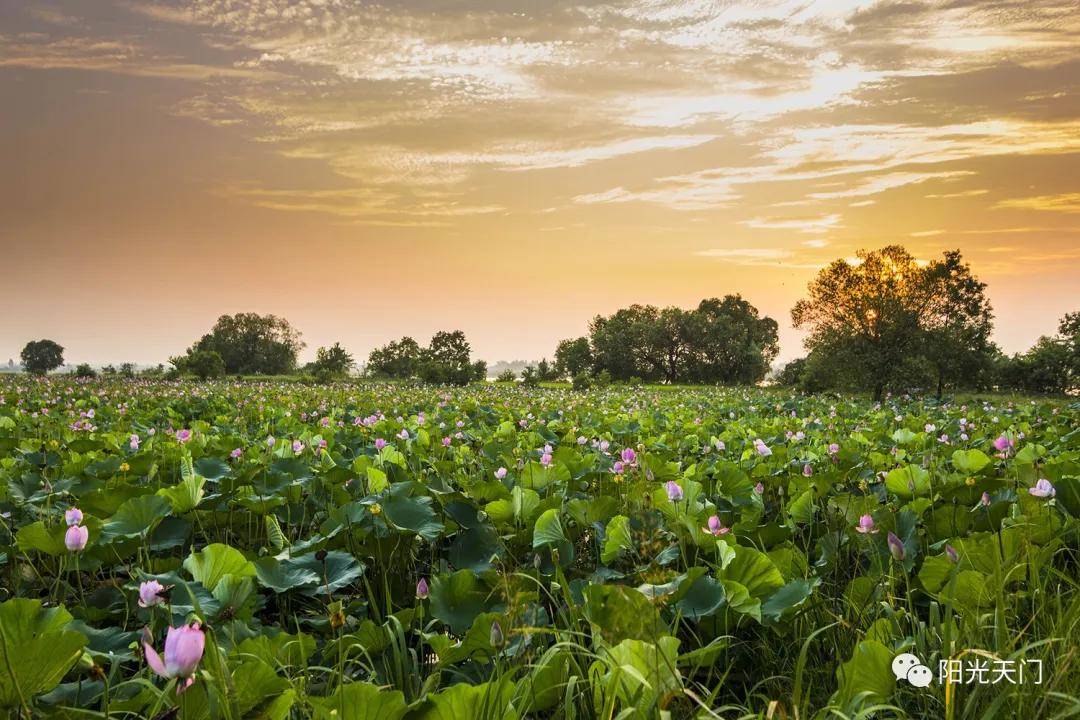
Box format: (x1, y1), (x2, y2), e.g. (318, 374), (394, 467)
(1, 377), (1078, 719)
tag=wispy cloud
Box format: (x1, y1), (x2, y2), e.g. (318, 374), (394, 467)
(742, 214), (842, 234)
(995, 193), (1080, 214)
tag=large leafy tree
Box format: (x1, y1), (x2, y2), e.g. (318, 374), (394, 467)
(20, 340), (64, 375)
(589, 304), (665, 381)
(367, 337), (423, 379)
(190, 313), (304, 375)
(586, 296), (778, 384)
(792, 246), (993, 400)
(420, 331), (486, 385)
(369, 332), (484, 385)
(171, 349), (226, 379)
(554, 337), (592, 378)
(308, 343), (355, 381)
(686, 296), (779, 384)
(1058, 311), (1080, 389)
(998, 310), (1079, 394)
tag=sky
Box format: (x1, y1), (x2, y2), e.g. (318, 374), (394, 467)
(1, 0), (1078, 366)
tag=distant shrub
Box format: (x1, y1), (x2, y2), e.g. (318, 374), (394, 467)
(571, 372), (591, 391)
(74, 363), (96, 378)
(171, 349), (226, 379)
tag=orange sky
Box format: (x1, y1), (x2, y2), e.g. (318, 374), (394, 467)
(1, 1), (1078, 366)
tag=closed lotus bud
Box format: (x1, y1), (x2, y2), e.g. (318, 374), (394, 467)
(945, 545), (959, 564)
(315, 549), (328, 562)
(416, 577), (429, 600)
(489, 620), (504, 648)
(887, 532), (905, 562)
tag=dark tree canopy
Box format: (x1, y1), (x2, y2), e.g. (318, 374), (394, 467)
(996, 309), (1079, 395)
(555, 337), (592, 378)
(20, 339), (65, 375)
(368, 331), (485, 386)
(308, 342), (355, 381)
(172, 349), (226, 379)
(791, 246), (995, 399)
(367, 337), (423, 379)
(586, 295), (778, 384)
(191, 313), (304, 375)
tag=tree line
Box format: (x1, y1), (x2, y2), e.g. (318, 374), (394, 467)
(776, 245), (1078, 398)
(14, 244), (1079, 395)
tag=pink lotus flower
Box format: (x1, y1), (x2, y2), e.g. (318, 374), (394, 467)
(993, 435), (1013, 453)
(754, 482), (765, 495)
(703, 515), (729, 536)
(129, 434), (140, 451)
(620, 448), (637, 465)
(494, 467), (507, 480)
(397, 429), (409, 440)
(230, 448), (242, 459)
(803, 464), (813, 477)
(540, 453), (553, 467)
(613, 461), (625, 474)
(138, 580), (166, 608)
(1029, 479), (1056, 498)
(65, 507), (84, 526)
(142, 623), (205, 693)
(887, 532), (905, 561)
(292, 440), (304, 453)
(175, 429), (191, 444)
(665, 481), (684, 501)
(980, 491), (991, 507)
(416, 578), (429, 599)
(945, 545), (959, 564)
(828, 443), (840, 455)
(754, 439), (772, 456)
(266, 435), (275, 448)
(442, 437), (452, 447)
(65, 524), (89, 552)
(375, 438), (387, 450)
(855, 514), (877, 534)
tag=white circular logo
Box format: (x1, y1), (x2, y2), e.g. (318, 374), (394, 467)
(892, 653), (921, 680)
(906, 664), (933, 688)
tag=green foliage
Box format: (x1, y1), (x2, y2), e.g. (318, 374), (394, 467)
(997, 311), (1079, 394)
(0, 600), (86, 711)
(555, 336), (592, 377)
(306, 342), (355, 382)
(792, 246), (997, 399)
(73, 363), (96, 378)
(190, 312), (304, 375)
(0, 375), (1076, 718)
(171, 348), (227, 379)
(588, 295), (779, 383)
(369, 331), (485, 385)
(20, 338), (64, 375)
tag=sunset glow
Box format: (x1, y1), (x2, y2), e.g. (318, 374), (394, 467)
(2, 1), (1077, 364)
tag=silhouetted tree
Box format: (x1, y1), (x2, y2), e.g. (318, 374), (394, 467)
(190, 313), (304, 375)
(370, 332), (484, 385)
(308, 342), (354, 381)
(792, 246), (993, 400)
(367, 337), (423, 379)
(555, 337), (592, 378)
(171, 349), (226, 379)
(20, 339), (64, 376)
(586, 296), (778, 384)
